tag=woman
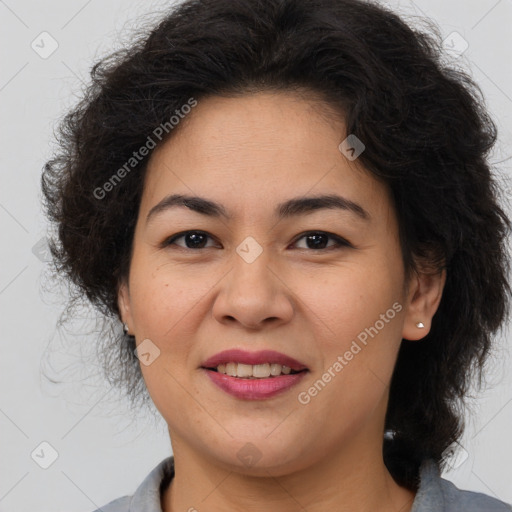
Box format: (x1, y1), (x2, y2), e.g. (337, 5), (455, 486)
(41, 0), (511, 510)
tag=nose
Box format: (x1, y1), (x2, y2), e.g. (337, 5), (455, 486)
(211, 244), (294, 330)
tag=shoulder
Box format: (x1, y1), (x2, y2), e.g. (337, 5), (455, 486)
(412, 459), (511, 512)
(436, 477), (511, 512)
(91, 495), (132, 512)
(89, 456), (175, 512)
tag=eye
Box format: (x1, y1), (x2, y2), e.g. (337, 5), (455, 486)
(161, 230), (218, 250)
(291, 231), (352, 251)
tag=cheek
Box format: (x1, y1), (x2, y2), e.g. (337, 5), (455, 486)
(295, 261), (404, 396)
(292, 260), (402, 341)
(128, 255), (222, 348)
(129, 273), (177, 336)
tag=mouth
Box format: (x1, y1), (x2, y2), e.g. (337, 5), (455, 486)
(200, 348), (309, 376)
(200, 349), (309, 400)
(201, 362), (307, 379)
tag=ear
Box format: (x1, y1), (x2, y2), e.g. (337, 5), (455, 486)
(117, 279), (134, 331)
(402, 268), (446, 341)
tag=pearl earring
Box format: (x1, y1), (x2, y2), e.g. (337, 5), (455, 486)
(123, 323), (129, 334)
(416, 322), (425, 329)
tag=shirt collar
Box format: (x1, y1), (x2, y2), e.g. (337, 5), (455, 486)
(128, 456), (174, 512)
(129, 456), (441, 512)
(410, 458), (444, 511)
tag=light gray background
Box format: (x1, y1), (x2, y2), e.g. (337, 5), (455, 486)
(1, 0), (511, 511)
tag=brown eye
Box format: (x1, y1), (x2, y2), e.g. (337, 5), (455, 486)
(292, 231), (352, 250)
(162, 230), (217, 249)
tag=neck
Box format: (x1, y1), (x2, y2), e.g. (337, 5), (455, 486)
(161, 425), (416, 512)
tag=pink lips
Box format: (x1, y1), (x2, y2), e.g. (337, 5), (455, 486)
(204, 369), (307, 400)
(200, 349), (309, 401)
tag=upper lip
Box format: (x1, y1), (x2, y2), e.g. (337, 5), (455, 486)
(201, 349), (308, 371)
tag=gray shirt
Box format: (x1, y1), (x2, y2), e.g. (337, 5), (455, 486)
(92, 457), (511, 512)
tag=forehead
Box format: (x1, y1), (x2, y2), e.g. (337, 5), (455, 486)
(140, 92), (391, 223)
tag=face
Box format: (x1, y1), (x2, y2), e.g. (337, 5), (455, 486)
(118, 91), (444, 476)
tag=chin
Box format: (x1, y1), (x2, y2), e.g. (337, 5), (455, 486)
(203, 438), (308, 477)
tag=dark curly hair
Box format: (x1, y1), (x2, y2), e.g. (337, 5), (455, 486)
(41, 0), (511, 491)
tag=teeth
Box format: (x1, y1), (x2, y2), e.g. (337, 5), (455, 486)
(270, 363), (282, 376)
(253, 363), (270, 378)
(215, 362), (296, 378)
(225, 362), (237, 377)
(237, 363), (253, 378)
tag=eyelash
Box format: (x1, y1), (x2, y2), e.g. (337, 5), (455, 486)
(160, 230), (353, 252)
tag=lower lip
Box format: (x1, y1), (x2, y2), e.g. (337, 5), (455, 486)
(202, 369), (308, 400)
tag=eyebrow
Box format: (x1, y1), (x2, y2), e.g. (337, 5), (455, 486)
(146, 193), (370, 225)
